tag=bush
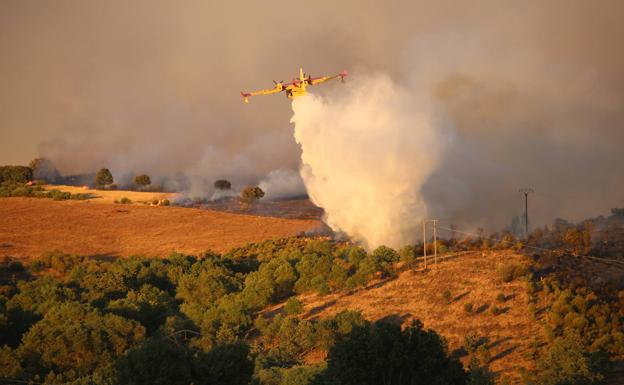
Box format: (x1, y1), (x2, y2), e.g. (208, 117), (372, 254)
(491, 306), (502, 316)
(5, 260), (24, 273)
(496, 293), (506, 303)
(443, 290), (452, 303)
(497, 262), (527, 283)
(162, 199), (170, 206)
(464, 302), (474, 313)
(119, 197), (132, 204)
(48, 189), (71, 200)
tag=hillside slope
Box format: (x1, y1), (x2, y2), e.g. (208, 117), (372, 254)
(296, 251), (541, 384)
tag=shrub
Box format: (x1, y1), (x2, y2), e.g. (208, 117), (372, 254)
(162, 199), (170, 206)
(119, 197), (132, 204)
(443, 290), (452, 303)
(464, 333), (479, 354)
(491, 306), (502, 316)
(464, 302), (474, 313)
(284, 297), (304, 316)
(398, 245), (417, 267)
(496, 293), (506, 303)
(7, 260), (24, 272)
(48, 189), (71, 200)
(476, 345), (491, 366)
(497, 262), (527, 283)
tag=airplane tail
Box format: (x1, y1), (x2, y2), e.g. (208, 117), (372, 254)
(299, 68), (306, 91)
(339, 69), (348, 82)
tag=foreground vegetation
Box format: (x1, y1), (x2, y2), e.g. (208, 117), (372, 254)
(0, 239), (486, 385)
(1, 228), (623, 384)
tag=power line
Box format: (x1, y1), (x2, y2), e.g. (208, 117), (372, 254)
(435, 225), (624, 268)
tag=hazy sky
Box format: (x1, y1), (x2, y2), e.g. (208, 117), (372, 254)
(1, 1), (623, 229)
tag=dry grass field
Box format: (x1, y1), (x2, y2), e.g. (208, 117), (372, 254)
(285, 251), (542, 384)
(44, 184), (177, 204)
(0, 197), (321, 258)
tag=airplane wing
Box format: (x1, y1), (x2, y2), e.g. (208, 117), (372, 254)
(249, 86), (283, 96)
(241, 84), (285, 103)
(307, 70), (348, 85)
(308, 75), (336, 85)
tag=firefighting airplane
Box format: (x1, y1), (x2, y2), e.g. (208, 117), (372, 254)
(240, 68), (348, 103)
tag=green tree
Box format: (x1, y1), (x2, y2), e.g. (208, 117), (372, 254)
(534, 331), (606, 385)
(107, 284), (176, 333)
(241, 186), (265, 202)
(320, 319), (467, 385)
(19, 302), (145, 380)
(95, 168), (114, 187)
(0, 165), (32, 183)
(29, 158), (60, 183)
(134, 174), (151, 187)
(284, 297), (304, 315)
(214, 179), (232, 190)
(115, 337), (194, 385)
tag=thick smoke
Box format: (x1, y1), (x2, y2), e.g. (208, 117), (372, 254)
(292, 74), (445, 248)
(258, 169), (306, 200)
(291, 34), (624, 247)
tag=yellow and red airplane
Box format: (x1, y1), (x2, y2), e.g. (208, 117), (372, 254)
(240, 68), (348, 103)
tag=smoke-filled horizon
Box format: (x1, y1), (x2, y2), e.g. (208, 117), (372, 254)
(2, 0), (624, 242)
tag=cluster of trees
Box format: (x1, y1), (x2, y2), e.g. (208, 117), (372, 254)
(530, 276), (623, 383)
(0, 166), (32, 184)
(0, 181), (89, 200)
(0, 239), (492, 384)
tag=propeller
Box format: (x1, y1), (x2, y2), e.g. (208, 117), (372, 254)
(272, 80), (284, 85)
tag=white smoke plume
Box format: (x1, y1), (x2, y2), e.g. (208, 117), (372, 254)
(291, 74), (446, 248)
(258, 169), (306, 200)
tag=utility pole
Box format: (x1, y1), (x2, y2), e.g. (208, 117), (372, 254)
(423, 219), (427, 269)
(423, 219), (439, 268)
(432, 219), (438, 265)
(519, 188), (534, 239)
